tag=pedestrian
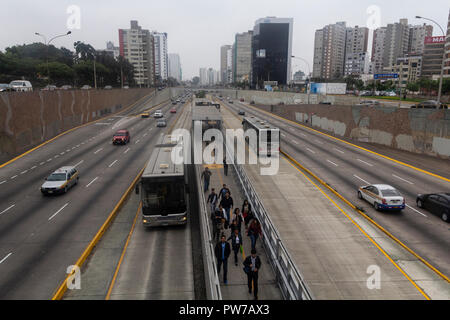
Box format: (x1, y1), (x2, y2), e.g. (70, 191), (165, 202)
(207, 188), (218, 214)
(219, 184), (230, 200)
(230, 208), (243, 234)
(201, 167), (212, 192)
(220, 192), (234, 225)
(215, 235), (231, 284)
(228, 228), (243, 266)
(247, 219), (262, 251)
(243, 249), (261, 300)
(241, 200), (252, 229)
(223, 157), (228, 176)
(211, 206), (224, 243)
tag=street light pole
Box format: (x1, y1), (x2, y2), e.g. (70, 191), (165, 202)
(35, 31), (71, 85)
(416, 16), (446, 105)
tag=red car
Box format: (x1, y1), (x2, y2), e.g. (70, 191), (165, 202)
(240, 98), (244, 102)
(170, 108), (177, 113)
(112, 130), (130, 145)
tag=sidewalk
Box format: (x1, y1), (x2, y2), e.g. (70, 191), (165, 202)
(201, 161), (282, 300)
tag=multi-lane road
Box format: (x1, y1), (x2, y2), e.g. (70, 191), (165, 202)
(222, 98), (450, 279)
(0, 89), (183, 299)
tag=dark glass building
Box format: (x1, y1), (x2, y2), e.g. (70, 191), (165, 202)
(251, 17), (293, 89)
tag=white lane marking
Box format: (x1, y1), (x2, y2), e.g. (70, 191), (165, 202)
(76, 144), (80, 147)
(86, 177), (98, 188)
(0, 180), (6, 185)
(0, 253), (12, 265)
(72, 147), (76, 150)
(94, 148), (103, 154)
(300, 133), (307, 137)
(108, 160), (118, 168)
(81, 142), (85, 145)
(292, 140), (299, 145)
(21, 170), (28, 174)
(54, 155), (59, 159)
(124, 148), (131, 154)
(334, 148), (345, 154)
(306, 148), (316, 154)
(281, 133), (286, 138)
(11, 175), (17, 179)
(31, 166), (37, 170)
(47, 158), (52, 162)
(406, 204), (428, 217)
(289, 127), (295, 131)
(66, 149), (70, 153)
(135, 140), (140, 144)
(40, 162), (45, 165)
(392, 174), (414, 185)
(74, 160), (84, 168)
(327, 160), (339, 167)
(0, 204), (15, 215)
(354, 175), (371, 185)
(315, 139), (324, 145)
(48, 203), (69, 221)
(357, 159), (373, 167)
(60, 152), (65, 155)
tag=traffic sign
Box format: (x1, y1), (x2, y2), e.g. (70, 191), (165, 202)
(374, 73), (399, 80)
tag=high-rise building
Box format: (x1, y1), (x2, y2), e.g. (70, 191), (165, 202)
(371, 27), (387, 74)
(422, 36), (446, 79)
(444, 9), (450, 77)
(251, 17), (293, 88)
(168, 53), (182, 82)
(383, 54), (422, 88)
(220, 45), (232, 84)
(313, 22), (347, 79)
(233, 31), (253, 83)
(383, 19), (410, 70)
(199, 68), (208, 86)
(153, 32), (168, 81)
(344, 26), (369, 76)
(408, 24), (433, 55)
(105, 41), (120, 59)
(119, 20), (155, 87)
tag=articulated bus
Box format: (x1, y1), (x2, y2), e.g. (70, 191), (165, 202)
(242, 116), (280, 157)
(138, 134), (188, 227)
(192, 98), (222, 134)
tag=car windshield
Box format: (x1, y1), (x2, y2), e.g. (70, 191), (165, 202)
(115, 132), (127, 136)
(10, 82), (23, 86)
(381, 189), (401, 197)
(47, 173), (67, 181)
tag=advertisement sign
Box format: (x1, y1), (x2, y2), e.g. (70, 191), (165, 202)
(374, 73), (399, 80)
(424, 36), (445, 44)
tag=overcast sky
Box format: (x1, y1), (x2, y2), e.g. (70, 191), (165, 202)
(1, 0), (449, 80)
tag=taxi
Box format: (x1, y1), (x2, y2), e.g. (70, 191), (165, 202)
(358, 184), (405, 211)
(141, 112), (150, 118)
(41, 167), (79, 195)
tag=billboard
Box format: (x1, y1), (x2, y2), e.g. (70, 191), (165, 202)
(374, 73), (399, 80)
(424, 36), (445, 44)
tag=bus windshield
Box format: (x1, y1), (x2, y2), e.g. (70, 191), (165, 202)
(141, 177), (186, 216)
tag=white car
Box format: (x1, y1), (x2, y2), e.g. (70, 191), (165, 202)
(153, 110), (163, 118)
(41, 166), (79, 195)
(9, 80), (33, 92)
(358, 184), (405, 211)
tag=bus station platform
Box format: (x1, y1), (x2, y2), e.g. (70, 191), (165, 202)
(219, 102), (427, 300)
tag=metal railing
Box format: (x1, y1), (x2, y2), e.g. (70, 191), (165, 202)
(223, 133), (314, 300)
(195, 164), (222, 300)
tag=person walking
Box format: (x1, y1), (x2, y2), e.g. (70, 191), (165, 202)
(215, 235), (231, 284)
(241, 200), (252, 229)
(230, 208), (243, 234)
(219, 184), (231, 200)
(207, 188), (218, 214)
(228, 228), (243, 266)
(223, 157), (228, 176)
(220, 192), (234, 225)
(211, 206), (224, 243)
(201, 167), (212, 192)
(243, 249), (261, 300)
(247, 219), (262, 251)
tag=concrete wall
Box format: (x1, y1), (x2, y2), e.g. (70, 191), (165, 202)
(0, 88), (154, 163)
(207, 88), (450, 159)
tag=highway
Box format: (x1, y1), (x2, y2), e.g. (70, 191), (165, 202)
(0, 89), (179, 299)
(221, 98), (450, 279)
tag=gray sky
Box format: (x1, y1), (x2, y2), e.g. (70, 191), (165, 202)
(1, 0), (449, 80)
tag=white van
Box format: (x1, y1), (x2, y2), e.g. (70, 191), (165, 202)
(9, 80), (33, 92)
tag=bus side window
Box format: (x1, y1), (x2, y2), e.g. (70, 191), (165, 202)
(135, 182), (140, 195)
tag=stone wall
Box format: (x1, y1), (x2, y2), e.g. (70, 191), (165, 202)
(0, 88), (154, 163)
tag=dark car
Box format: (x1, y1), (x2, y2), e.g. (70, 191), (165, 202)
(238, 110), (245, 116)
(412, 100), (448, 109)
(112, 130), (130, 145)
(416, 193), (450, 222)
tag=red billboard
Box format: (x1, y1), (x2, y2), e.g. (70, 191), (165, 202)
(425, 36), (445, 44)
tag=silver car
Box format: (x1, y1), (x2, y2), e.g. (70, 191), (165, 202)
(156, 118), (167, 127)
(41, 166), (79, 195)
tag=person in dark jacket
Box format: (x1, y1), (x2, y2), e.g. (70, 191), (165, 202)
(227, 228), (243, 266)
(243, 249), (261, 300)
(201, 167), (212, 192)
(247, 219), (262, 251)
(215, 235), (231, 284)
(223, 157), (228, 176)
(230, 207), (243, 234)
(207, 188), (218, 214)
(219, 184), (231, 200)
(220, 192), (234, 224)
(241, 200), (252, 229)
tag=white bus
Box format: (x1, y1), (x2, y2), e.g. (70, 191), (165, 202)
(137, 135), (189, 227)
(242, 116), (280, 157)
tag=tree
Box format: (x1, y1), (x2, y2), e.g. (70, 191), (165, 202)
(192, 76), (200, 86)
(406, 82), (420, 93)
(36, 62), (74, 86)
(73, 41), (96, 62)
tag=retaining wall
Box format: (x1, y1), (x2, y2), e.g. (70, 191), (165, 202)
(0, 88), (154, 163)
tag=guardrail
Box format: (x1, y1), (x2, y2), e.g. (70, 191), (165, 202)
(222, 132), (314, 300)
(195, 164), (222, 300)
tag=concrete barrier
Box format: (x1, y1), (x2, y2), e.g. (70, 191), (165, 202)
(0, 88), (154, 163)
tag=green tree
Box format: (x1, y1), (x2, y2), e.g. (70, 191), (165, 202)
(36, 62), (74, 86)
(406, 82), (420, 93)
